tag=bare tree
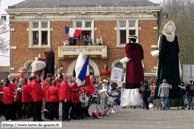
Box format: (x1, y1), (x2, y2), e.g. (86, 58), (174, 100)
(0, 0), (9, 54)
(161, 0), (194, 64)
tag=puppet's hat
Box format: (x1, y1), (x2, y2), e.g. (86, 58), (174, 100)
(162, 21), (176, 36)
(128, 35), (139, 39)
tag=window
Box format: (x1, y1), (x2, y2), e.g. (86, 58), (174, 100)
(27, 63), (32, 77)
(73, 20), (94, 45)
(120, 30), (126, 44)
(117, 20), (138, 46)
(89, 65), (94, 75)
(85, 22), (91, 28)
(1, 16), (6, 21)
(42, 31), (48, 45)
(129, 30), (136, 35)
(32, 31), (39, 45)
(33, 22), (38, 28)
(76, 22), (82, 28)
(42, 22), (47, 28)
(115, 62), (123, 69)
(29, 21), (50, 48)
(119, 21), (126, 27)
(129, 21), (136, 27)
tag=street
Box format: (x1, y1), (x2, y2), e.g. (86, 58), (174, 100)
(1, 108), (194, 129)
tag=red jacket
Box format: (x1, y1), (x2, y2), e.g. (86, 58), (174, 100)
(3, 86), (14, 104)
(21, 85), (32, 103)
(59, 80), (70, 101)
(32, 80), (44, 102)
(56, 82), (60, 89)
(27, 80), (33, 100)
(70, 83), (80, 103)
(43, 79), (48, 93)
(8, 82), (20, 101)
(27, 80), (33, 93)
(85, 84), (96, 99)
(45, 88), (50, 102)
(0, 85), (3, 101)
(49, 85), (60, 102)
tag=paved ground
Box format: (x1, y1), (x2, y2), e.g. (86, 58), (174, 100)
(1, 108), (194, 129)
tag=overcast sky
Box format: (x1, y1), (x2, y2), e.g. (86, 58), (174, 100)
(0, 0), (163, 66)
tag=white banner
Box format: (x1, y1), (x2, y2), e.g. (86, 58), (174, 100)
(111, 67), (123, 82)
(1, 122), (62, 128)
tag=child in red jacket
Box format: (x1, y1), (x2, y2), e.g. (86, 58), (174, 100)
(21, 78), (31, 119)
(49, 80), (60, 120)
(3, 80), (14, 120)
(44, 78), (53, 119)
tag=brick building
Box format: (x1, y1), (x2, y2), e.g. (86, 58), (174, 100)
(6, 0), (161, 82)
(0, 66), (10, 80)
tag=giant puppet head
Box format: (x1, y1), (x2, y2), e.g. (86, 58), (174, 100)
(162, 21), (176, 42)
(18, 67), (27, 79)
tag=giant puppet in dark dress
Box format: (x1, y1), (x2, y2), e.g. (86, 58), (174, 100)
(153, 21), (183, 107)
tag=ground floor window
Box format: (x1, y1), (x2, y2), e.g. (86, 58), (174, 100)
(26, 63), (32, 77)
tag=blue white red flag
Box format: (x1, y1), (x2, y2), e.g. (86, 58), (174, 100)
(65, 26), (82, 37)
(70, 54), (91, 89)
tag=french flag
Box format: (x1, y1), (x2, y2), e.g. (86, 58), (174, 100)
(65, 26), (82, 37)
(70, 54), (91, 89)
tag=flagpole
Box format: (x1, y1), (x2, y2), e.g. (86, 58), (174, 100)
(80, 27), (81, 47)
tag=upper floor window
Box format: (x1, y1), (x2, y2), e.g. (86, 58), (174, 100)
(1, 16), (6, 21)
(117, 19), (138, 46)
(29, 20), (51, 48)
(73, 20), (94, 46)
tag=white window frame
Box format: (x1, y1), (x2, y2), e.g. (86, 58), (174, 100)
(117, 19), (139, 47)
(73, 19), (94, 42)
(29, 20), (51, 48)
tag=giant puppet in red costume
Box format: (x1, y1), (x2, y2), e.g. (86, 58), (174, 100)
(100, 64), (111, 81)
(120, 35), (144, 107)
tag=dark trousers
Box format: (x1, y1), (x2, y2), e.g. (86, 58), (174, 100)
(61, 101), (70, 120)
(71, 103), (80, 118)
(22, 102), (29, 117)
(0, 102), (3, 116)
(28, 100), (34, 117)
(16, 100), (22, 118)
(11, 101), (17, 119)
(33, 101), (42, 121)
(4, 104), (12, 120)
(50, 102), (59, 120)
(143, 97), (149, 110)
(45, 102), (50, 110)
(45, 102), (50, 119)
(2, 103), (6, 116)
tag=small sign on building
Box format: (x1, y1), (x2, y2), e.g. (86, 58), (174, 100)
(111, 67), (123, 82)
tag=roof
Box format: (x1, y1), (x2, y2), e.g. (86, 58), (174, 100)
(8, 0), (159, 9)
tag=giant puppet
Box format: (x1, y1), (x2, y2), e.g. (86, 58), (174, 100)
(18, 67), (27, 80)
(153, 21), (183, 108)
(31, 49), (55, 81)
(100, 64), (111, 81)
(120, 35), (144, 107)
